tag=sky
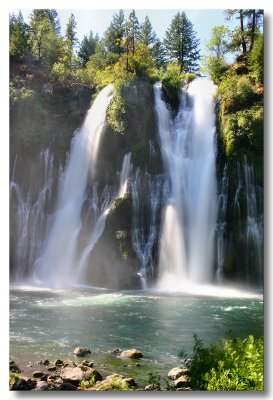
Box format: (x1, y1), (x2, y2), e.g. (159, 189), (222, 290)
(11, 8), (238, 59)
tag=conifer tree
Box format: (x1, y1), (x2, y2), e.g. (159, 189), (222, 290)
(137, 16), (156, 47)
(9, 11), (30, 61)
(164, 12), (200, 73)
(78, 31), (99, 66)
(66, 13), (78, 49)
(104, 9), (126, 55)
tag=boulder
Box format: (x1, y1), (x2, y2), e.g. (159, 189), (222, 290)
(63, 360), (77, 368)
(57, 382), (77, 390)
(173, 375), (190, 388)
(82, 367), (102, 382)
(110, 348), (121, 355)
(61, 367), (84, 384)
(123, 377), (137, 387)
(32, 371), (44, 379)
(167, 367), (188, 380)
(47, 375), (63, 385)
(55, 359), (64, 367)
(33, 381), (49, 391)
(82, 360), (94, 368)
(120, 349), (143, 359)
(47, 365), (57, 372)
(25, 378), (37, 390)
(145, 383), (161, 391)
(9, 363), (21, 373)
(11, 378), (30, 391)
(73, 347), (91, 357)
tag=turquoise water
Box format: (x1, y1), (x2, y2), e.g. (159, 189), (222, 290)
(10, 286), (263, 384)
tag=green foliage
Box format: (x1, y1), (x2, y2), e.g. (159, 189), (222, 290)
(201, 25), (229, 83)
(80, 374), (98, 389)
(9, 373), (21, 388)
(218, 75), (257, 114)
(164, 12), (200, 73)
(104, 10), (126, 55)
(137, 16), (156, 47)
(95, 376), (132, 391)
(78, 31), (99, 66)
(248, 32), (264, 84)
(220, 105), (263, 157)
(9, 11), (30, 61)
(107, 88), (127, 134)
(179, 334), (264, 391)
(161, 62), (195, 109)
(65, 13), (78, 49)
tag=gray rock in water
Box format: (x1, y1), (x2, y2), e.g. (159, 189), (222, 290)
(61, 367), (84, 384)
(55, 359), (64, 367)
(63, 360), (77, 368)
(110, 348), (121, 355)
(47, 365), (57, 372)
(33, 381), (49, 391)
(73, 347), (91, 357)
(121, 349), (143, 359)
(32, 371), (44, 379)
(167, 367), (188, 380)
(82, 360), (94, 368)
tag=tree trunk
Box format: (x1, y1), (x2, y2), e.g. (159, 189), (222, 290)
(239, 9), (247, 54)
(249, 10), (256, 52)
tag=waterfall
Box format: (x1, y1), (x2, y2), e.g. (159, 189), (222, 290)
(154, 79), (217, 289)
(10, 149), (56, 281)
(34, 85), (113, 288)
(76, 152), (132, 283)
(131, 170), (163, 285)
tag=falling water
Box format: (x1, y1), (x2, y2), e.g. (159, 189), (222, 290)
(34, 85), (113, 287)
(10, 149), (56, 281)
(76, 152), (132, 283)
(131, 170), (163, 285)
(154, 79), (217, 289)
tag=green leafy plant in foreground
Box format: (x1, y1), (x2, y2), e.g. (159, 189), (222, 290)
(179, 334), (264, 391)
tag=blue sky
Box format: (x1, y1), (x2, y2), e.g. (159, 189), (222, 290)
(12, 9), (237, 59)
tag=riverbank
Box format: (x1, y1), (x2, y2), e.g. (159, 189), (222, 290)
(10, 346), (190, 391)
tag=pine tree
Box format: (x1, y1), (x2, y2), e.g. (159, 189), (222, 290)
(152, 38), (166, 69)
(78, 31), (99, 66)
(137, 16), (156, 47)
(225, 9), (263, 54)
(104, 9), (126, 55)
(164, 12), (200, 73)
(66, 13), (78, 49)
(125, 10), (140, 57)
(9, 11), (30, 61)
(29, 9), (62, 65)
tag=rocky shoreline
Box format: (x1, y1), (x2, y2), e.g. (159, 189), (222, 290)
(10, 347), (191, 391)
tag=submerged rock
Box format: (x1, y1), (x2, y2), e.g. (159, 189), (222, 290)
(73, 347), (91, 357)
(81, 360), (94, 368)
(55, 359), (64, 367)
(121, 349), (143, 359)
(33, 381), (48, 391)
(32, 371), (44, 379)
(167, 367), (188, 380)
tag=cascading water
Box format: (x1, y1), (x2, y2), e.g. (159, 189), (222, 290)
(10, 149), (57, 281)
(154, 79), (217, 289)
(76, 152), (132, 283)
(131, 169), (163, 286)
(34, 85), (113, 288)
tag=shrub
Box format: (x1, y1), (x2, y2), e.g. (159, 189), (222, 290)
(179, 334), (264, 391)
